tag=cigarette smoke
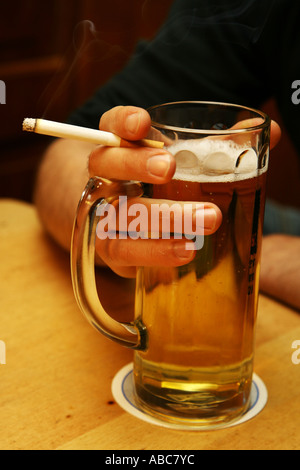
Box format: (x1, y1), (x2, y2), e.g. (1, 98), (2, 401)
(39, 20), (127, 120)
(151, 0), (274, 49)
(39, 1), (274, 118)
(72, 20), (127, 64)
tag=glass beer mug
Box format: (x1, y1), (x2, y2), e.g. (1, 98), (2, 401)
(71, 101), (270, 429)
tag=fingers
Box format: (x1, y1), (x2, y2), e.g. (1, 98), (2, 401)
(91, 105), (225, 277)
(90, 106), (176, 184)
(95, 237), (196, 279)
(89, 146), (176, 184)
(230, 117), (281, 150)
(270, 120), (281, 150)
(98, 197), (222, 236)
(95, 199), (222, 277)
(100, 105), (152, 141)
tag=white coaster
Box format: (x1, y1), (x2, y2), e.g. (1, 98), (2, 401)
(112, 362), (268, 431)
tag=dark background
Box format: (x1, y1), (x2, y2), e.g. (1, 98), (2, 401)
(0, 0), (299, 208)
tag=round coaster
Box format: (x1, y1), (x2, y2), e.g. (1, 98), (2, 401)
(112, 362), (268, 431)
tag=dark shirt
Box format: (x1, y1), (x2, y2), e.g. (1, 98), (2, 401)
(68, 0), (300, 156)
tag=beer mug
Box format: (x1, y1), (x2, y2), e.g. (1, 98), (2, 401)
(71, 101), (270, 429)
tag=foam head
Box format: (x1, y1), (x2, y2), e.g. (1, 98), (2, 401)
(170, 139), (260, 182)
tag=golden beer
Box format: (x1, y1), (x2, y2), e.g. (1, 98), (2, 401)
(133, 169), (267, 426)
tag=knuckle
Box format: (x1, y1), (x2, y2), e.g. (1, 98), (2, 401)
(106, 238), (128, 266)
(96, 238), (125, 269)
(100, 105), (124, 126)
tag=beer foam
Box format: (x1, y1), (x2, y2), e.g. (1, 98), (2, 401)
(168, 139), (263, 182)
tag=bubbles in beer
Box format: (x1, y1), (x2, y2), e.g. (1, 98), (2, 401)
(235, 149), (257, 173)
(174, 150), (200, 172)
(171, 139), (260, 182)
(203, 151), (235, 175)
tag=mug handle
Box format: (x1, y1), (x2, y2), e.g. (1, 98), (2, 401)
(71, 177), (147, 350)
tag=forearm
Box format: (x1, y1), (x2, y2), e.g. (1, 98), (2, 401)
(260, 234), (300, 311)
(34, 138), (94, 252)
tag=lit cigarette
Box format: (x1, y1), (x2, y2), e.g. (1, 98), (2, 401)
(22, 118), (164, 149)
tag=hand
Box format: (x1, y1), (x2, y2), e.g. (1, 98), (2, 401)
(260, 234), (300, 311)
(89, 106), (223, 277)
(230, 117), (281, 150)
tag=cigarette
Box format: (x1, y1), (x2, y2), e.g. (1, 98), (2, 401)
(22, 118), (164, 149)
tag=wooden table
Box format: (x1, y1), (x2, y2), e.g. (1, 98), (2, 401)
(0, 198), (299, 450)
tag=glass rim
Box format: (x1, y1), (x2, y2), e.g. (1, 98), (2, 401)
(147, 100), (271, 135)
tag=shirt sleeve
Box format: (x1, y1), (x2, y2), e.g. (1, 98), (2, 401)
(67, 0), (300, 155)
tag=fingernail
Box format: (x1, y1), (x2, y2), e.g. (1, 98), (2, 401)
(126, 112), (141, 134)
(192, 207), (217, 231)
(173, 242), (195, 260)
(204, 208), (217, 230)
(147, 154), (172, 177)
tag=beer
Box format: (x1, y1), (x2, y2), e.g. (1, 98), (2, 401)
(133, 139), (267, 427)
(71, 101), (270, 429)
